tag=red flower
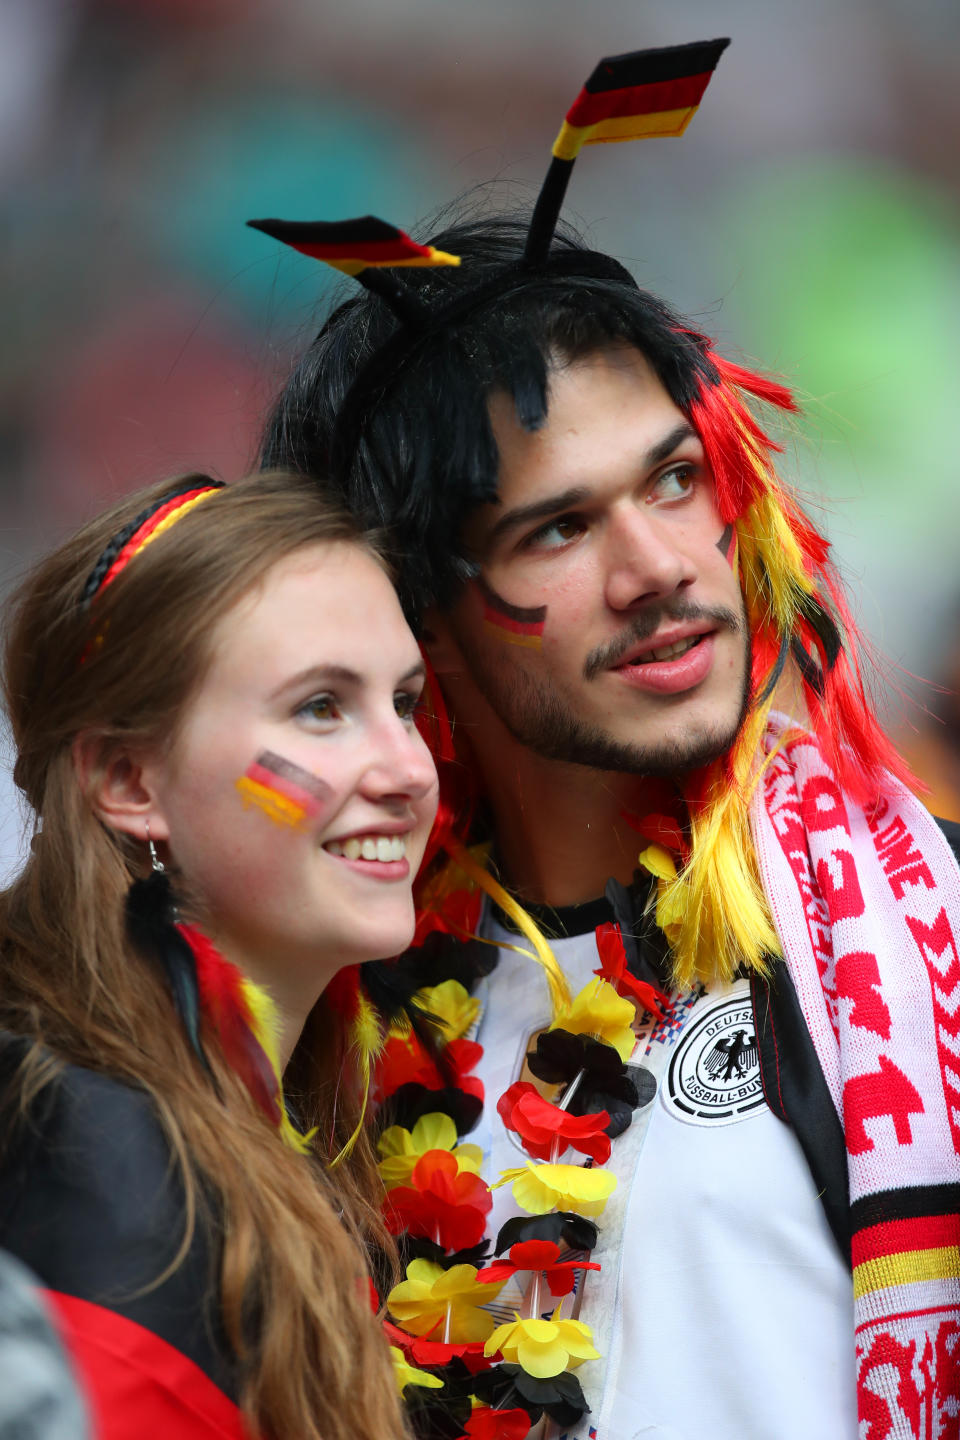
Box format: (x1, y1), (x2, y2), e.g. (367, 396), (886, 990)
(477, 1239), (601, 1297)
(384, 1150), (491, 1250)
(409, 1336), (493, 1374)
(594, 922), (668, 1017)
(620, 791), (690, 863)
(461, 1407), (531, 1440)
(413, 884), (484, 946)
(376, 1034), (484, 1105)
(497, 1081), (611, 1164)
(383, 1320), (494, 1374)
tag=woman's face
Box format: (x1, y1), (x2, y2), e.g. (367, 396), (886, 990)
(144, 541), (438, 1016)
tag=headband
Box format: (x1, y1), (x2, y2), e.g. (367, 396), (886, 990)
(246, 38), (729, 326)
(81, 478), (225, 609)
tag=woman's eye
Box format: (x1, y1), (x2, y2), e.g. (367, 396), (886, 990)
(298, 693), (340, 723)
(394, 690), (423, 722)
(651, 465), (695, 501)
(524, 515), (585, 550)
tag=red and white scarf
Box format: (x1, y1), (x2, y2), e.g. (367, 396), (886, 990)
(751, 718), (960, 1438)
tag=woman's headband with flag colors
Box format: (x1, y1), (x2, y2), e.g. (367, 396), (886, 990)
(81, 478), (225, 608)
(246, 38), (730, 319)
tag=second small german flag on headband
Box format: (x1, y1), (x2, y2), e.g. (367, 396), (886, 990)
(246, 216), (460, 277)
(553, 38), (730, 161)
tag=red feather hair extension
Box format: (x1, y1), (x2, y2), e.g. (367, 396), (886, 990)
(414, 650), (475, 877)
(803, 582), (916, 805)
(178, 923), (282, 1126)
(687, 349), (916, 806)
(687, 353), (797, 521)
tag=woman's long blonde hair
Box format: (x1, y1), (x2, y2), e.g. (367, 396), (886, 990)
(1, 470), (407, 1440)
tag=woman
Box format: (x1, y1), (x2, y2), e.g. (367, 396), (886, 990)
(0, 470), (438, 1439)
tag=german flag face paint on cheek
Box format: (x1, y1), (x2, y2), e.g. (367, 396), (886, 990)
(717, 523), (738, 570)
(235, 751), (334, 829)
(476, 576), (547, 649)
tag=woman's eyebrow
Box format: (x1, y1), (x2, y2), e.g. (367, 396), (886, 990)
(271, 660), (425, 701)
(269, 664), (362, 700)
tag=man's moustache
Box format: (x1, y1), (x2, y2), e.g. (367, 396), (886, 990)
(583, 601), (743, 680)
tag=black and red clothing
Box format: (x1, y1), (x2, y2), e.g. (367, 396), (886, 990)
(0, 1034), (246, 1439)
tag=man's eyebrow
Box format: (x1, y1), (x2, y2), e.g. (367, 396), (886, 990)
(646, 421), (699, 469)
(485, 421), (700, 547)
(487, 486), (591, 546)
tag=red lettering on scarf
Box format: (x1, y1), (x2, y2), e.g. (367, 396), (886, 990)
(866, 795), (891, 833)
(857, 1331), (921, 1440)
(800, 774), (851, 835)
(857, 1322), (960, 1440)
(844, 1054), (924, 1154)
(872, 816), (936, 900)
(905, 907), (960, 1156)
(765, 750), (839, 1038)
(816, 848), (866, 922)
(835, 951), (892, 1039)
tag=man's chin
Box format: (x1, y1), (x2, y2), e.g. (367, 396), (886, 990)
(537, 717), (745, 777)
(504, 688), (750, 777)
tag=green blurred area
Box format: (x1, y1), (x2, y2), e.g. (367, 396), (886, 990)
(715, 158), (960, 681)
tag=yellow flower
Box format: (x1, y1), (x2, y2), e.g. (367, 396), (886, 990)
(484, 1313), (600, 1378)
(638, 844), (684, 945)
(553, 978), (635, 1062)
(415, 979), (481, 1041)
(389, 978), (480, 1043)
(388, 1260), (505, 1343)
(389, 1346), (444, 1394)
(377, 1112), (483, 1189)
(494, 1162), (616, 1218)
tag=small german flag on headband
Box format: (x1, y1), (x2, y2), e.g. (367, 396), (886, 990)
(246, 216), (460, 278)
(552, 38), (730, 160)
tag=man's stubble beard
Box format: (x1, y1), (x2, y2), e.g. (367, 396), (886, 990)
(453, 600), (753, 779)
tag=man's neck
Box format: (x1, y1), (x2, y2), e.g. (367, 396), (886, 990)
(476, 743), (655, 907)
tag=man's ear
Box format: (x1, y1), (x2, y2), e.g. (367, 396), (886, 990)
(420, 605), (466, 678)
(72, 734), (170, 844)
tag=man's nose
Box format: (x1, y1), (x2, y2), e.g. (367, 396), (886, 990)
(603, 505), (697, 611)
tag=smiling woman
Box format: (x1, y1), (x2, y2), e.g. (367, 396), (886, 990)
(0, 471), (437, 1440)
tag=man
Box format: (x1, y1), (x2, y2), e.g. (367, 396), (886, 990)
(256, 48), (960, 1440)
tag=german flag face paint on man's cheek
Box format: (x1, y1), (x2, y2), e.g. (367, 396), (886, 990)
(717, 523), (738, 570)
(235, 751), (334, 829)
(476, 576), (547, 649)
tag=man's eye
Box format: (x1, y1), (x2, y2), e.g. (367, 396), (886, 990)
(298, 694), (339, 723)
(394, 690), (423, 722)
(524, 515), (585, 550)
(651, 465), (695, 501)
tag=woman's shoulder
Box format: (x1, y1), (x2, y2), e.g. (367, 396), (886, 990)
(0, 1031), (184, 1246)
(0, 1031), (240, 1414)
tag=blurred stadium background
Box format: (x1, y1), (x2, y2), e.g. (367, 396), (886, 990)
(2, 0), (959, 874)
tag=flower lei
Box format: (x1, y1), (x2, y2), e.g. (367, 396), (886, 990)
(373, 914), (668, 1439)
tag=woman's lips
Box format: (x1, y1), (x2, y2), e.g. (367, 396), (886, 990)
(610, 632), (715, 695)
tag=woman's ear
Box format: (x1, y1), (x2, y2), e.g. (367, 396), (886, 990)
(421, 605), (465, 677)
(72, 734), (171, 844)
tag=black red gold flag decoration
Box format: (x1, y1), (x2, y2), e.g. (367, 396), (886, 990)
(524, 38), (729, 264)
(246, 216), (460, 276)
(553, 38), (729, 159)
(247, 216), (461, 324)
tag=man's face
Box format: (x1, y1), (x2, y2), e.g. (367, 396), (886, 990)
(435, 344), (750, 776)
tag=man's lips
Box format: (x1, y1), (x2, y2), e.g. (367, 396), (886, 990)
(610, 623), (716, 669)
(609, 630), (716, 695)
